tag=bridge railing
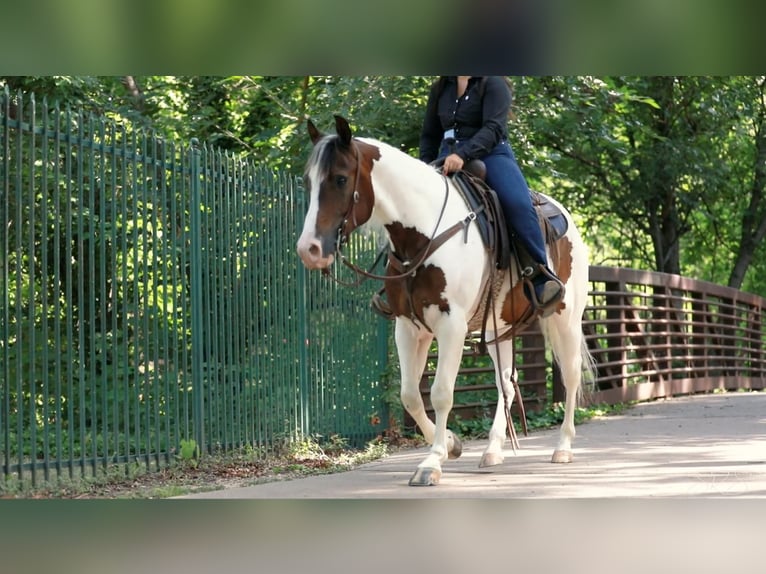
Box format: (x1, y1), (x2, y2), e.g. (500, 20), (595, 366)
(411, 265), (766, 427)
(581, 265), (765, 404)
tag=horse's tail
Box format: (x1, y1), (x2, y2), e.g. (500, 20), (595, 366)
(579, 338), (598, 401)
(540, 315), (597, 404)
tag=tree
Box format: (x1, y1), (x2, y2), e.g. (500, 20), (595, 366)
(513, 76), (765, 292)
(727, 76), (766, 290)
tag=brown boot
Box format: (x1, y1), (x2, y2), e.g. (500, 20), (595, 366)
(371, 288), (395, 320)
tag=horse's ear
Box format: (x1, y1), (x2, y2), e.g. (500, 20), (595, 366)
(307, 118), (323, 145)
(333, 115), (352, 147)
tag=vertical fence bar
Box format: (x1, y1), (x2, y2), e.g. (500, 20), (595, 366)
(86, 112), (98, 477)
(231, 153), (243, 448)
(120, 126), (136, 470)
(159, 137), (172, 465)
(1, 88), (9, 480)
(63, 103), (74, 479)
(13, 91), (24, 485)
(244, 162), (255, 445)
(167, 140), (180, 451)
(189, 138), (205, 454)
(295, 181), (311, 440)
(178, 142), (191, 445)
(221, 150), (232, 450)
(52, 100), (63, 480)
(119, 125), (130, 471)
(97, 117), (109, 472)
(151, 132), (163, 468)
(202, 145), (215, 452)
(40, 97), (51, 483)
(130, 129), (141, 467)
(28, 93), (39, 485)
(140, 129), (151, 467)
(108, 121), (119, 469)
(75, 104), (87, 478)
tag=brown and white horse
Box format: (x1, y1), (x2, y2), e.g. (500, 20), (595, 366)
(297, 115), (595, 486)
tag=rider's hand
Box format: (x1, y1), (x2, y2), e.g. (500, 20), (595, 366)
(442, 153), (464, 175)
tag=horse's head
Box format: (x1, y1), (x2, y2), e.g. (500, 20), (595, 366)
(296, 115), (379, 270)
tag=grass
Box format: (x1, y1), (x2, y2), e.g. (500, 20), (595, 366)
(0, 434), (394, 499)
(452, 400), (630, 439)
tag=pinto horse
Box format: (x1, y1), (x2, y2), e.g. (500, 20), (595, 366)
(297, 115), (595, 486)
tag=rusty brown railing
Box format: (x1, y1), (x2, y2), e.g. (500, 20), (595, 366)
(410, 265), (766, 426)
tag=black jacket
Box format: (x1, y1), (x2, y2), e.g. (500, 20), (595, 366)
(419, 76), (512, 163)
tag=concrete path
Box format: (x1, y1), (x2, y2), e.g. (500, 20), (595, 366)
(178, 391), (766, 498)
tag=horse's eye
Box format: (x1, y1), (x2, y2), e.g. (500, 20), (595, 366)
(335, 175), (348, 187)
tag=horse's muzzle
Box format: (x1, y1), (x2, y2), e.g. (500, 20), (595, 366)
(296, 236), (335, 269)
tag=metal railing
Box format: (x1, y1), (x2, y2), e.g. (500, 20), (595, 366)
(582, 265), (766, 403)
(1, 89), (388, 487)
(421, 265), (766, 423)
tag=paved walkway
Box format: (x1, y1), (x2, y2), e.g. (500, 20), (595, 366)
(178, 391), (766, 498)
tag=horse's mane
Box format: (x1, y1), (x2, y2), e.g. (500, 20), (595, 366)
(304, 134), (339, 181)
(306, 132), (436, 183)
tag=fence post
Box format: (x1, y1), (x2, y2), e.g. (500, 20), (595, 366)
(189, 138), (206, 454)
(294, 178), (311, 439)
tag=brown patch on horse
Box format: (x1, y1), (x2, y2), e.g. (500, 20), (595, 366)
(384, 222), (450, 324)
(552, 235), (573, 285)
(346, 139), (381, 232)
(501, 281), (530, 325)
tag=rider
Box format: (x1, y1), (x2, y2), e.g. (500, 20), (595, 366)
(372, 76), (564, 319)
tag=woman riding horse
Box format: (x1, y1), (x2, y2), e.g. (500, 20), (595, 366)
(373, 76), (564, 320)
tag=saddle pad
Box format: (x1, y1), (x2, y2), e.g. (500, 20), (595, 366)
(452, 171), (569, 269)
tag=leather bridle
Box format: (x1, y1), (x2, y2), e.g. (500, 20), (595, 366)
(323, 139), (480, 286)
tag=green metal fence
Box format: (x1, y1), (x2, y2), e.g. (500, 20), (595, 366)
(0, 89), (388, 487)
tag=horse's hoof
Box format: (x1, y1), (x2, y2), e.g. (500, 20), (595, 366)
(479, 452), (504, 468)
(551, 449), (573, 463)
(448, 434), (463, 459)
(409, 467), (441, 486)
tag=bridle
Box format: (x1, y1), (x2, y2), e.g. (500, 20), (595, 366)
(322, 139), (479, 287)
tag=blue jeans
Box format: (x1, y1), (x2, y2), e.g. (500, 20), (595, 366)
(440, 140), (549, 267)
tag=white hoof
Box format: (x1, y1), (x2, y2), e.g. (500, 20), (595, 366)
(551, 449), (573, 463)
(479, 452), (504, 468)
(409, 467), (441, 486)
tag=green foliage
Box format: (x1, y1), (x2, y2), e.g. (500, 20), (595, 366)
(4, 74), (763, 289)
(453, 402), (629, 440)
(178, 439), (200, 463)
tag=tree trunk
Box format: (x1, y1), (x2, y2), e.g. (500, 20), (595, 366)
(728, 109), (766, 288)
(645, 76), (682, 275)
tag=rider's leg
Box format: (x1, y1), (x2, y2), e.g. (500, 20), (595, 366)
(483, 141), (564, 316)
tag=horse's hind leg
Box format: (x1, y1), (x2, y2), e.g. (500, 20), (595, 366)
(543, 312), (585, 463)
(479, 338), (516, 468)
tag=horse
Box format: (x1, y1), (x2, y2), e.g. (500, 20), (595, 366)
(296, 115), (595, 486)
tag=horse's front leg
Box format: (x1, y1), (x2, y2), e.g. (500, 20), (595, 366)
(408, 322), (466, 486)
(396, 319), (434, 437)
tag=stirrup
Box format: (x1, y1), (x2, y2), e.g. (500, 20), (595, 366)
(371, 288), (395, 320)
(522, 265), (565, 318)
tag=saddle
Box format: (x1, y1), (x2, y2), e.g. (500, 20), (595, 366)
(439, 159), (569, 272)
